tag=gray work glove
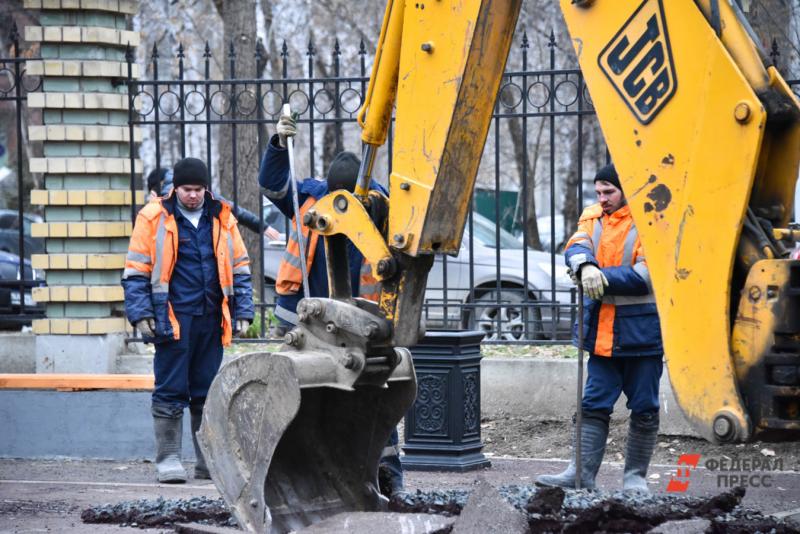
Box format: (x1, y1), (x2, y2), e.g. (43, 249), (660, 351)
(276, 113), (297, 148)
(580, 264), (609, 300)
(136, 318), (156, 337)
(234, 319), (251, 338)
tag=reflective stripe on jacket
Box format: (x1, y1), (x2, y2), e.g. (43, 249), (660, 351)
(122, 192), (254, 347)
(564, 203), (662, 357)
(276, 196), (380, 302)
(276, 197), (319, 296)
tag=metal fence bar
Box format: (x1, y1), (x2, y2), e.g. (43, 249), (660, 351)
(109, 35), (796, 346)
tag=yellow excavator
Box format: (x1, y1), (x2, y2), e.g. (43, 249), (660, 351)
(197, 0), (800, 532)
(560, 0), (800, 444)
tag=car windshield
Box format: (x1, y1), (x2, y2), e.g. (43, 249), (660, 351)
(468, 213), (523, 249)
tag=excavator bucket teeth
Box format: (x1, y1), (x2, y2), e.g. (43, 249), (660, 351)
(198, 350), (416, 534)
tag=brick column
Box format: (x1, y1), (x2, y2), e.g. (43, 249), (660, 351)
(24, 0), (143, 372)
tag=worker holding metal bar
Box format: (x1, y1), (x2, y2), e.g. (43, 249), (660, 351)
(257, 110), (403, 496)
(537, 164), (664, 493)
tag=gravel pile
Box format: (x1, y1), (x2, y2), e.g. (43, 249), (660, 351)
(390, 485), (800, 533)
(81, 496), (236, 529)
(80, 487), (799, 532)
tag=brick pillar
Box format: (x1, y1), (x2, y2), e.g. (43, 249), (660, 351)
(23, 0), (142, 373)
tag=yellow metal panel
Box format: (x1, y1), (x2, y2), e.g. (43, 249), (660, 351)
(310, 191), (393, 280)
(387, 0), (522, 256)
(561, 0), (765, 441)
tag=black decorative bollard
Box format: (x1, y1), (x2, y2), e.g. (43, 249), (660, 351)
(402, 331), (490, 471)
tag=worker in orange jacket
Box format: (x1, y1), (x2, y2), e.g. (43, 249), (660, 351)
(258, 113), (401, 496)
(537, 164), (663, 492)
(122, 157), (254, 484)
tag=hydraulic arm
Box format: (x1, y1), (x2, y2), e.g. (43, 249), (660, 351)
(198, 1), (521, 532)
(560, 0), (800, 443)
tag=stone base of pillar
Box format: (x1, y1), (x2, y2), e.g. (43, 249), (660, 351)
(35, 334), (127, 373)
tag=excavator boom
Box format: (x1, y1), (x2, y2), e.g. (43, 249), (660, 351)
(199, 1), (521, 532)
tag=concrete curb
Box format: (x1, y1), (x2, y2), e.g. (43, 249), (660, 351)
(0, 357), (699, 460)
(480, 358), (698, 437)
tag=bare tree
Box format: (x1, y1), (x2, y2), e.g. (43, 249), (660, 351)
(214, 0), (262, 269)
(0, 1), (41, 213)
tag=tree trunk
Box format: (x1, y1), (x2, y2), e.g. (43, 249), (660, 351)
(561, 134), (582, 246)
(215, 0), (262, 279)
(507, 116), (544, 250)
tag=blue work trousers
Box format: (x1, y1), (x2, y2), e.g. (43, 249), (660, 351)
(152, 311), (223, 411)
(380, 428), (403, 492)
(581, 354), (663, 416)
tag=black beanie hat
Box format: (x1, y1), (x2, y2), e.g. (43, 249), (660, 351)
(594, 163), (621, 191)
(326, 151), (361, 192)
(172, 158), (209, 189)
(146, 168), (168, 192)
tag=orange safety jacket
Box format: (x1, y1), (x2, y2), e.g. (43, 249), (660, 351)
(564, 203), (662, 357)
(276, 197), (380, 301)
(122, 192), (252, 346)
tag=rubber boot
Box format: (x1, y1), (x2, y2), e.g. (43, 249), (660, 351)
(153, 409), (187, 483)
(190, 405), (211, 480)
(623, 411), (659, 493)
(536, 411), (609, 490)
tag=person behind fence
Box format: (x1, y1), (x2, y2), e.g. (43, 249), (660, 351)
(536, 163), (663, 493)
(145, 167), (282, 240)
(123, 157), (255, 483)
(257, 112), (403, 496)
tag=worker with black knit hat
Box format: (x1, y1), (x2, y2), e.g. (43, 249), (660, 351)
(537, 163), (663, 493)
(123, 156), (254, 484)
(257, 111), (403, 497)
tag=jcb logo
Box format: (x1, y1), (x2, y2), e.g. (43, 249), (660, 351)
(598, 0), (676, 124)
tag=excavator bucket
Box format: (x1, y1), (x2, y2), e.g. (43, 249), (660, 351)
(197, 300), (416, 533)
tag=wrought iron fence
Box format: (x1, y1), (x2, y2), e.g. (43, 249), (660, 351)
(123, 31), (800, 345)
(125, 31), (601, 345)
(0, 23), (45, 330)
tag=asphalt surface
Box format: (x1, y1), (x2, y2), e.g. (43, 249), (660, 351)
(1, 456), (799, 532)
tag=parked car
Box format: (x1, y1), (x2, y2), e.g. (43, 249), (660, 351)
(262, 206), (573, 341)
(0, 209), (45, 258)
(0, 251), (46, 330)
(427, 212), (573, 341)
